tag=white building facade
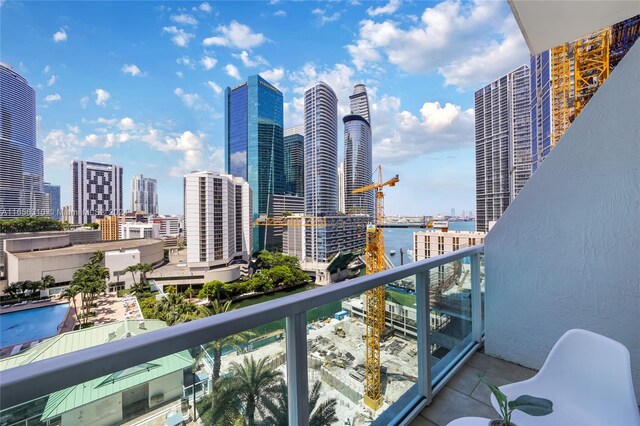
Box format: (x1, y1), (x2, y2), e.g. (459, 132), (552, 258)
(184, 171), (252, 269)
(119, 222), (160, 240)
(71, 160), (123, 225)
(131, 174), (158, 214)
(413, 230), (486, 261)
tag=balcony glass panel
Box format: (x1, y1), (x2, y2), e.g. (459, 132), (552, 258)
(306, 279), (419, 424)
(429, 255), (476, 384)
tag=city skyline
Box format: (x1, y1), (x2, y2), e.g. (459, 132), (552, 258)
(0, 0), (531, 216)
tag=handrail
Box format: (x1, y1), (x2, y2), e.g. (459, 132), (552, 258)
(0, 244), (483, 409)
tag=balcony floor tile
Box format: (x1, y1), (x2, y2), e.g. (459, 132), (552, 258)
(411, 352), (537, 426)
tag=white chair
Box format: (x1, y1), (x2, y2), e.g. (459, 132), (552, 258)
(491, 329), (640, 425)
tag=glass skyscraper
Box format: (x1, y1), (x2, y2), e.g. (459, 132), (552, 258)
(225, 75), (284, 252)
(44, 183), (61, 220)
(131, 174), (158, 214)
(344, 84), (373, 217)
(283, 125), (304, 197)
(0, 63), (50, 218)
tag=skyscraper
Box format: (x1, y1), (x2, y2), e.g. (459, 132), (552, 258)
(337, 162), (345, 214)
(283, 125), (304, 197)
(131, 174), (158, 214)
(475, 65), (531, 232)
(71, 160), (123, 225)
(225, 75), (284, 251)
(349, 83), (371, 124)
(44, 183), (61, 219)
(183, 171), (252, 267)
(0, 63), (50, 218)
(343, 114), (373, 216)
(304, 81), (338, 215)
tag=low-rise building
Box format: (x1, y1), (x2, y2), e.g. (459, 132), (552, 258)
(152, 216), (180, 237)
(97, 215), (120, 241)
(4, 238), (163, 285)
(413, 230), (486, 261)
(0, 320), (193, 426)
(120, 222), (160, 240)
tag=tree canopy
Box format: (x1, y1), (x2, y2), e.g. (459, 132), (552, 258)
(0, 217), (65, 233)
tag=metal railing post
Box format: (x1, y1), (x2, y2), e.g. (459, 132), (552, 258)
(470, 253), (483, 343)
(286, 312), (309, 426)
(415, 270), (432, 404)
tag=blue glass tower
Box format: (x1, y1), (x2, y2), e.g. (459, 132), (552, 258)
(530, 51), (552, 173)
(0, 63), (50, 218)
(44, 183), (61, 219)
(225, 75), (284, 252)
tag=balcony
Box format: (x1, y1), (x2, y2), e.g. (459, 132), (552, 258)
(0, 246), (486, 426)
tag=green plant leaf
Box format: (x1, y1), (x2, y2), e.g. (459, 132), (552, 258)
(511, 395), (553, 416)
(477, 374), (507, 404)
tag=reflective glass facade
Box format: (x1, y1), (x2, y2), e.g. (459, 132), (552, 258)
(283, 132), (304, 197)
(531, 50), (552, 173)
(225, 75), (284, 252)
(44, 183), (61, 219)
(343, 115), (373, 217)
(0, 64), (50, 218)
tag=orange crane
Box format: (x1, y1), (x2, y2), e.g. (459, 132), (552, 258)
(352, 165), (399, 410)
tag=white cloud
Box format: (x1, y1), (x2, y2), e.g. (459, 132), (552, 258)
(43, 65), (51, 74)
(121, 64), (144, 77)
(67, 124), (80, 134)
(163, 26), (194, 47)
(95, 89), (111, 106)
(232, 50), (268, 68)
(273, 10), (286, 17)
(47, 75), (57, 86)
(200, 55), (217, 70)
(199, 2), (212, 13)
(367, 0), (401, 17)
(203, 21), (266, 49)
(260, 67), (284, 85)
(224, 64), (242, 80)
(97, 117), (117, 126)
(347, 1), (528, 89)
(91, 153), (113, 163)
(41, 130), (82, 164)
(171, 13), (198, 26)
(176, 56), (196, 69)
(118, 117), (136, 131)
(80, 96), (89, 109)
(174, 88), (213, 112)
(206, 81), (222, 95)
(176, 71), (184, 79)
(53, 28), (67, 42)
(44, 94), (61, 102)
(312, 8), (342, 25)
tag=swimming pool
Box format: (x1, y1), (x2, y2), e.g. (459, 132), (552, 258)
(0, 304), (69, 348)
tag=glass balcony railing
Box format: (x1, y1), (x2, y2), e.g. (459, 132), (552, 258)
(0, 245), (484, 426)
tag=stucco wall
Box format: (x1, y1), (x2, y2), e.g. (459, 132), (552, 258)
(61, 393), (122, 426)
(484, 42), (640, 401)
(148, 371), (184, 409)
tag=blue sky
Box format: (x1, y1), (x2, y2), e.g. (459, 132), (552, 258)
(1, 0), (529, 216)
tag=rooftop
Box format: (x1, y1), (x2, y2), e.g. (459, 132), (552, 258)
(8, 238), (162, 258)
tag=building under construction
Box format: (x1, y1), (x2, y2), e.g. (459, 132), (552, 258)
(531, 14), (639, 172)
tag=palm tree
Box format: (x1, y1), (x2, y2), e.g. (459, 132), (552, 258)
(184, 285), (195, 302)
(260, 380), (338, 426)
(137, 263), (153, 287)
(200, 300), (254, 381)
(207, 356), (284, 426)
(124, 264), (139, 290)
(89, 250), (104, 265)
(41, 275), (55, 289)
(61, 286), (80, 321)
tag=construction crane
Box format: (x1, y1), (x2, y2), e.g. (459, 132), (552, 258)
(352, 165), (399, 411)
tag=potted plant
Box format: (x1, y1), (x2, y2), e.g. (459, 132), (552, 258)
(478, 374), (553, 426)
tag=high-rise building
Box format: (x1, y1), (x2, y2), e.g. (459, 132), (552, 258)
(71, 161), (123, 225)
(44, 183), (61, 220)
(0, 63), (50, 218)
(531, 15), (639, 172)
(225, 75), (284, 251)
(349, 83), (371, 124)
(131, 175), (158, 215)
(475, 65), (531, 233)
(183, 171), (252, 268)
(343, 115), (373, 216)
(337, 162), (345, 214)
(283, 125), (304, 198)
(97, 215), (120, 241)
(304, 81), (338, 215)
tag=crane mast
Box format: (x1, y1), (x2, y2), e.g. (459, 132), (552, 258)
(352, 165), (399, 410)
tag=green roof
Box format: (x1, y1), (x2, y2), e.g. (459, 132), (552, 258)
(0, 320), (194, 420)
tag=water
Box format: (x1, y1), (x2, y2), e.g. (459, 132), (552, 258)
(384, 221), (476, 267)
(0, 304), (69, 347)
